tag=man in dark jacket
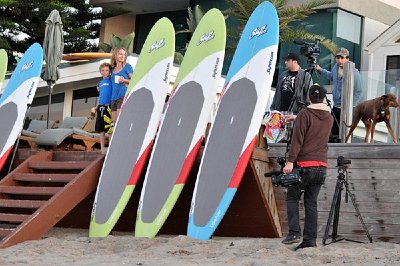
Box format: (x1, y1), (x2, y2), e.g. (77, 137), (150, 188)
(281, 84), (334, 250)
(270, 53), (313, 114)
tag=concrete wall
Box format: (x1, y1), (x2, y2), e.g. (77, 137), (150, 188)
(99, 13), (136, 45)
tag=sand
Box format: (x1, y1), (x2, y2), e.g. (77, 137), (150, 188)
(0, 228), (399, 265)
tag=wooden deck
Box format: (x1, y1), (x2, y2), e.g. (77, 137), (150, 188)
(267, 143), (400, 243)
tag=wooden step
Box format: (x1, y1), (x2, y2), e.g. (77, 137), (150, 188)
(0, 199), (45, 209)
(0, 186), (62, 196)
(0, 213), (30, 223)
(0, 228), (14, 237)
(13, 173), (76, 183)
(0, 151), (104, 248)
(28, 161), (91, 171)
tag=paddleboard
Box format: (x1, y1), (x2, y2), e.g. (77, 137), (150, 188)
(0, 43), (43, 170)
(89, 17), (175, 237)
(135, 8), (226, 238)
(62, 52), (112, 61)
(0, 49), (7, 92)
(188, 1), (279, 240)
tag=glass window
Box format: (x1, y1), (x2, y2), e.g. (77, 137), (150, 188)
(27, 93), (65, 124)
(72, 87), (98, 117)
(386, 55), (400, 93)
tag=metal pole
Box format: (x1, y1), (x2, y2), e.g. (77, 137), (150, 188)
(47, 81), (53, 129)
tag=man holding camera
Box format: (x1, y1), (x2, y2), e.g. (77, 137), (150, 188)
(315, 47), (362, 140)
(270, 53), (313, 114)
(282, 84), (333, 250)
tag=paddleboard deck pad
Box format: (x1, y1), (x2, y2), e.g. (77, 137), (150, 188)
(0, 43), (42, 171)
(89, 17), (175, 237)
(188, 1), (279, 240)
(135, 8), (226, 238)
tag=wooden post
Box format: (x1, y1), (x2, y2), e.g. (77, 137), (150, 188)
(341, 61), (355, 142)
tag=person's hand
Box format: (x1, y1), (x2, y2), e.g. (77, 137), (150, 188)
(285, 114), (297, 121)
(315, 65), (322, 72)
(283, 162), (294, 174)
(118, 76), (124, 83)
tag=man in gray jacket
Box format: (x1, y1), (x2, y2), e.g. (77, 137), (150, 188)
(316, 47), (362, 139)
(270, 53), (313, 114)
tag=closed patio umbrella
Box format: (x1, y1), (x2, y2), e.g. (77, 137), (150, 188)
(41, 9), (64, 128)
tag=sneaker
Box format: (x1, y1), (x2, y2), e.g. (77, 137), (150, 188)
(281, 235), (301, 244)
(294, 241), (317, 250)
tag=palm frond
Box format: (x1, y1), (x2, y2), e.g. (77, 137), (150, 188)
(281, 28), (337, 54)
(279, 0), (334, 30)
(225, 0), (337, 55)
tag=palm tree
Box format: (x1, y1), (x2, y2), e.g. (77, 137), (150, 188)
(225, 0), (337, 54)
(174, 5), (205, 64)
(99, 33), (135, 55)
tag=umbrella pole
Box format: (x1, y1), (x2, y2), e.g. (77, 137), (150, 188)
(47, 82), (53, 129)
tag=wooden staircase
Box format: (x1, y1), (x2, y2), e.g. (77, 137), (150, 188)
(0, 151), (104, 248)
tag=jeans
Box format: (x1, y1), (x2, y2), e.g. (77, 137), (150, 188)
(286, 166), (326, 244)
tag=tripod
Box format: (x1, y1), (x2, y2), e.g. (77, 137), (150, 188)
(322, 164), (373, 245)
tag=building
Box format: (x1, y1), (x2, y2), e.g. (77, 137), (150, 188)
(2, 0), (399, 141)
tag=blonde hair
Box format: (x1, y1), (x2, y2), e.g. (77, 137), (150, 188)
(99, 62), (111, 71)
(110, 47), (128, 68)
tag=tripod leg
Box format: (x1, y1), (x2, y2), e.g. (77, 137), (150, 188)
(343, 182), (373, 243)
(323, 178), (342, 244)
(331, 180), (343, 241)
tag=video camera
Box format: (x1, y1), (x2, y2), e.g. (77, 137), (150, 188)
(337, 156), (351, 167)
(264, 157), (302, 187)
(294, 38), (321, 70)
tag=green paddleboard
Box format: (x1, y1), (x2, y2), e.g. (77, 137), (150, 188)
(0, 49), (8, 91)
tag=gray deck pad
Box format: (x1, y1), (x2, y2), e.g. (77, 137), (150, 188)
(193, 78), (257, 227)
(95, 87), (154, 223)
(141, 81), (204, 223)
(0, 102), (18, 153)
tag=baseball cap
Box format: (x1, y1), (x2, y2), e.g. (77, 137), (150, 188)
(285, 52), (300, 62)
(336, 47), (349, 58)
(309, 84), (327, 100)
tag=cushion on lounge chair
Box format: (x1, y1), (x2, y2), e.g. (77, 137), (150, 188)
(72, 128), (100, 139)
(21, 120), (55, 138)
(59, 117), (88, 129)
(35, 128), (74, 146)
(35, 117), (88, 146)
(21, 130), (40, 138)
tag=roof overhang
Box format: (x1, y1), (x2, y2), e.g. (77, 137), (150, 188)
(90, 0), (189, 14)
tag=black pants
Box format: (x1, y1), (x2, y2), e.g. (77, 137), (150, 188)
(286, 167), (326, 244)
(331, 106), (341, 137)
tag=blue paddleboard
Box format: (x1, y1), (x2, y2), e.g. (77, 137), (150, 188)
(188, 1), (279, 240)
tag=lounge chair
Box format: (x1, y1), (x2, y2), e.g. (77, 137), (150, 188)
(19, 120), (55, 148)
(69, 112), (110, 151)
(35, 116), (88, 149)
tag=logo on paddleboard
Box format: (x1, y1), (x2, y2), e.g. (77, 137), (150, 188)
(163, 62), (170, 83)
(212, 57), (220, 79)
(267, 51), (274, 74)
(249, 25), (267, 39)
(149, 38), (165, 53)
(27, 81), (36, 99)
(21, 61), (33, 71)
(197, 30), (215, 45)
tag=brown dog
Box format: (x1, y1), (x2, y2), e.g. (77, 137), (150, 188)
(344, 93), (399, 143)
